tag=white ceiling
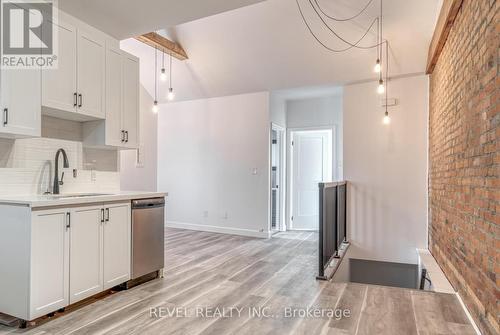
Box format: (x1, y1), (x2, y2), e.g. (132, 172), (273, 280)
(119, 0), (441, 103)
(58, 0), (266, 39)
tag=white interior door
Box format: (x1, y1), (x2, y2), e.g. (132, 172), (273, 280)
(291, 130), (332, 230)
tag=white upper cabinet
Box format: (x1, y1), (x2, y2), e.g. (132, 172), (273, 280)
(41, 20), (77, 113)
(84, 47), (139, 149)
(121, 53), (140, 149)
(0, 3), (40, 139)
(0, 68), (41, 138)
(104, 45), (124, 147)
(77, 30), (105, 119)
(42, 14), (105, 120)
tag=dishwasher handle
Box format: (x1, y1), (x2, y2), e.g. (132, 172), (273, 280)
(132, 197), (165, 209)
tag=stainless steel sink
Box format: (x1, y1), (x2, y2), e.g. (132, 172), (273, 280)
(47, 193), (113, 199)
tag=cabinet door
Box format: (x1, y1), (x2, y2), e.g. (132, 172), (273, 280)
(103, 203), (131, 289)
(121, 54), (139, 148)
(41, 20), (77, 113)
(0, 68), (41, 137)
(69, 206), (103, 304)
(77, 30), (105, 119)
(105, 46), (123, 146)
(30, 209), (69, 320)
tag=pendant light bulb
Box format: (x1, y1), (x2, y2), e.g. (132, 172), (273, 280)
(377, 79), (385, 94)
(167, 87), (175, 101)
(383, 111), (390, 125)
(160, 68), (167, 81)
(152, 100), (159, 113)
(374, 59), (381, 73)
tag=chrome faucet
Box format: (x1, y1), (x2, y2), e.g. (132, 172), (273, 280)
(53, 148), (69, 195)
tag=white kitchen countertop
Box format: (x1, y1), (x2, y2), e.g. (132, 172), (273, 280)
(0, 191), (167, 208)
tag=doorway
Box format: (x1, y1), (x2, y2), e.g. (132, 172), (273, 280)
(289, 129), (333, 231)
(270, 124), (285, 232)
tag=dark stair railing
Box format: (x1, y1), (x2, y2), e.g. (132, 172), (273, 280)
(317, 181), (347, 280)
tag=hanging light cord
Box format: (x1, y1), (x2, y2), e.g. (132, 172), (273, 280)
(313, 0), (375, 22)
(162, 49), (165, 69)
(296, 0), (380, 52)
(385, 40), (389, 112)
(306, 0), (383, 50)
(169, 53), (173, 89)
(154, 47), (158, 101)
(295, 0), (384, 52)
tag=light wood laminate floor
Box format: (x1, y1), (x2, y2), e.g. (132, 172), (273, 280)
(0, 228), (475, 335)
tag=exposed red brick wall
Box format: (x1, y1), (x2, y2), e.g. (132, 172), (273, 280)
(429, 0), (499, 334)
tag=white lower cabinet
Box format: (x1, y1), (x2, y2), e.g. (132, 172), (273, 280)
(30, 209), (70, 319)
(29, 202), (130, 319)
(103, 203), (131, 289)
(69, 205), (103, 304)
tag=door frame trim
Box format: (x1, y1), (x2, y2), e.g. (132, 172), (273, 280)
(269, 123), (286, 232)
(286, 126), (335, 231)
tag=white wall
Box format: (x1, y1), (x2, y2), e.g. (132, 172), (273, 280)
(120, 86), (157, 191)
(157, 92), (271, 238)
(286, 95), (343, 180)
(270, 93), (287, 128)
(343, 74), (428, 264)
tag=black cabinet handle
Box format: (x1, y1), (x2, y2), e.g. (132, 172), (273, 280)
(125, 131), (129, 143)
(101, 208), (105, 223)
(3, 108), (7, 126)
(66, 212), (71, 230)
(105, 208), (110, 222)
(78, 94), (82, 108)
(121, 130), (125, 142)
(73, 93), (77, 107)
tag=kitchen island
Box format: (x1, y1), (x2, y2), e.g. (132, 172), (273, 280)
(0, 191), (166, 326)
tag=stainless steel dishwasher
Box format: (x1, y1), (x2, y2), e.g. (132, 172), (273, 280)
(131, 197), (165, 280)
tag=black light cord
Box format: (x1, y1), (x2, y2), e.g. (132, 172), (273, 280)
(169, 53), (173, 89)
(313, 0), (375, 22)
(154, 47), (158, 101)
(296, 0), (382, 52)
(385, 40), (389, 114)
(306, 0), (382, 50)
(162, 48), (165, 70)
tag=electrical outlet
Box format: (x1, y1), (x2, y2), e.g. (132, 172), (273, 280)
(222, 212), (228, 219)
(203, 211), (209, 218)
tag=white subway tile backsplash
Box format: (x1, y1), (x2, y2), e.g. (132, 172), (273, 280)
(0, 136), (120, 196)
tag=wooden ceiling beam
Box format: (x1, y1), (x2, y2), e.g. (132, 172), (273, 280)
(135, 32), (188, 60)
(426, 0), (463, 74)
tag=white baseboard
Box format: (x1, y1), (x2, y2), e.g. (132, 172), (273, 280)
(166, 221), (271, 239)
